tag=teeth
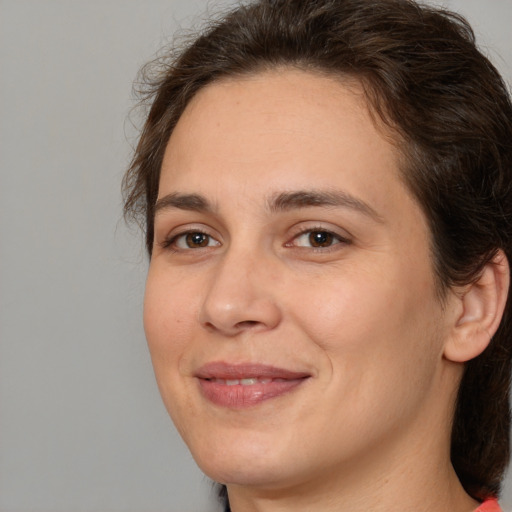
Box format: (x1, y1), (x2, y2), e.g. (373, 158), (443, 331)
(211, 377), (276, 386)
(240, 378), (258, 386)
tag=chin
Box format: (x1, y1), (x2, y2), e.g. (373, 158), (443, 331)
(201, 460), (299, 490)
(187, 431), (300, 488)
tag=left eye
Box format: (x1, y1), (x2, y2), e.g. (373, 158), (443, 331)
(174, 232), (220, 249)
(293, 230), (345, 248)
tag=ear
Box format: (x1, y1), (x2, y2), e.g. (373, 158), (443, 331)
(443, 250), (510, 363)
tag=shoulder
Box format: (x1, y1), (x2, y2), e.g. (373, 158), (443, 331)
(475, 499), (503, 512)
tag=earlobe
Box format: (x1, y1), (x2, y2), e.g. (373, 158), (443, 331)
(443, 250), (510, 363)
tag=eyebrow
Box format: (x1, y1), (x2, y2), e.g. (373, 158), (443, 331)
(154, 193), (213, 215)
(154, 189), (383, 222)
(267, 190), (383, 221)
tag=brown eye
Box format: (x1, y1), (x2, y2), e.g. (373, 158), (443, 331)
(185, 232), (210, 248)
(308, 231), (334, 247)
(170, 231), (220, 250)
(291, 229), (349, 250)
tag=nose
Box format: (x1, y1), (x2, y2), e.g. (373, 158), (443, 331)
(198, 248), (282, 336)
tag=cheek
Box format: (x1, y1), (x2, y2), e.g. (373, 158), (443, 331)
(289, 258), (442, 383)
(143, 267), (203, 432)
(294, 268), (444, 441)
(143, 266), (197, 371)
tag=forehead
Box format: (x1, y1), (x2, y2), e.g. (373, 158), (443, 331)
(168, 70), (379, 160)
(160, 69), (412, 216)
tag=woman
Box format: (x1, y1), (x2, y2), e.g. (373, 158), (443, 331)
(123, 0), (512, 510)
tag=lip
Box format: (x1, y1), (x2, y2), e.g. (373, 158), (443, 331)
(195, 362), (311, 409)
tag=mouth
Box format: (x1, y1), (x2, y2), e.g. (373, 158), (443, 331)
(195, 362), (311, 409)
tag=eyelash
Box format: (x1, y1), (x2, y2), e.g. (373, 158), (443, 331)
(160, 229), (216, 251)
(287, 227), (351, 250)
(159, 227), (351, 252)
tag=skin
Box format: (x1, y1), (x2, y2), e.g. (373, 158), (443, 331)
(144, 69), (485, 512)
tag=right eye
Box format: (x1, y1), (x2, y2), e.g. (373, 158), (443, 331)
(165, 231), (220, 250)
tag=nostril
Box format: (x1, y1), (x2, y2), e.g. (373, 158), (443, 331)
(203, 321), (217, 332)
(235, 320), (260, 329)
(201, 319), (261, 333)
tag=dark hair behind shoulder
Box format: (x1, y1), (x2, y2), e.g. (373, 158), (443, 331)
(123, 0), (512, 504)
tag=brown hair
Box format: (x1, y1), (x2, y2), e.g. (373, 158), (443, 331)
(123, 0), (512, 504)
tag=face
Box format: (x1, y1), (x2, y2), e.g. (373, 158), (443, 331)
(144, 70), (456, 492)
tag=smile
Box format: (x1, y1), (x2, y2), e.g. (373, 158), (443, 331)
(195, 363), (310, 408)
(208, 377), (287, 385)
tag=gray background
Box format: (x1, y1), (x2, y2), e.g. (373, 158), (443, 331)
(1, 1), (511, 511)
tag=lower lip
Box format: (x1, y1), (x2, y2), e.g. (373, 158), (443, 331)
(198, 378), (308, 408)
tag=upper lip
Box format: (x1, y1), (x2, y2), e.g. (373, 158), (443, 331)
(195, 362), (311, 380)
